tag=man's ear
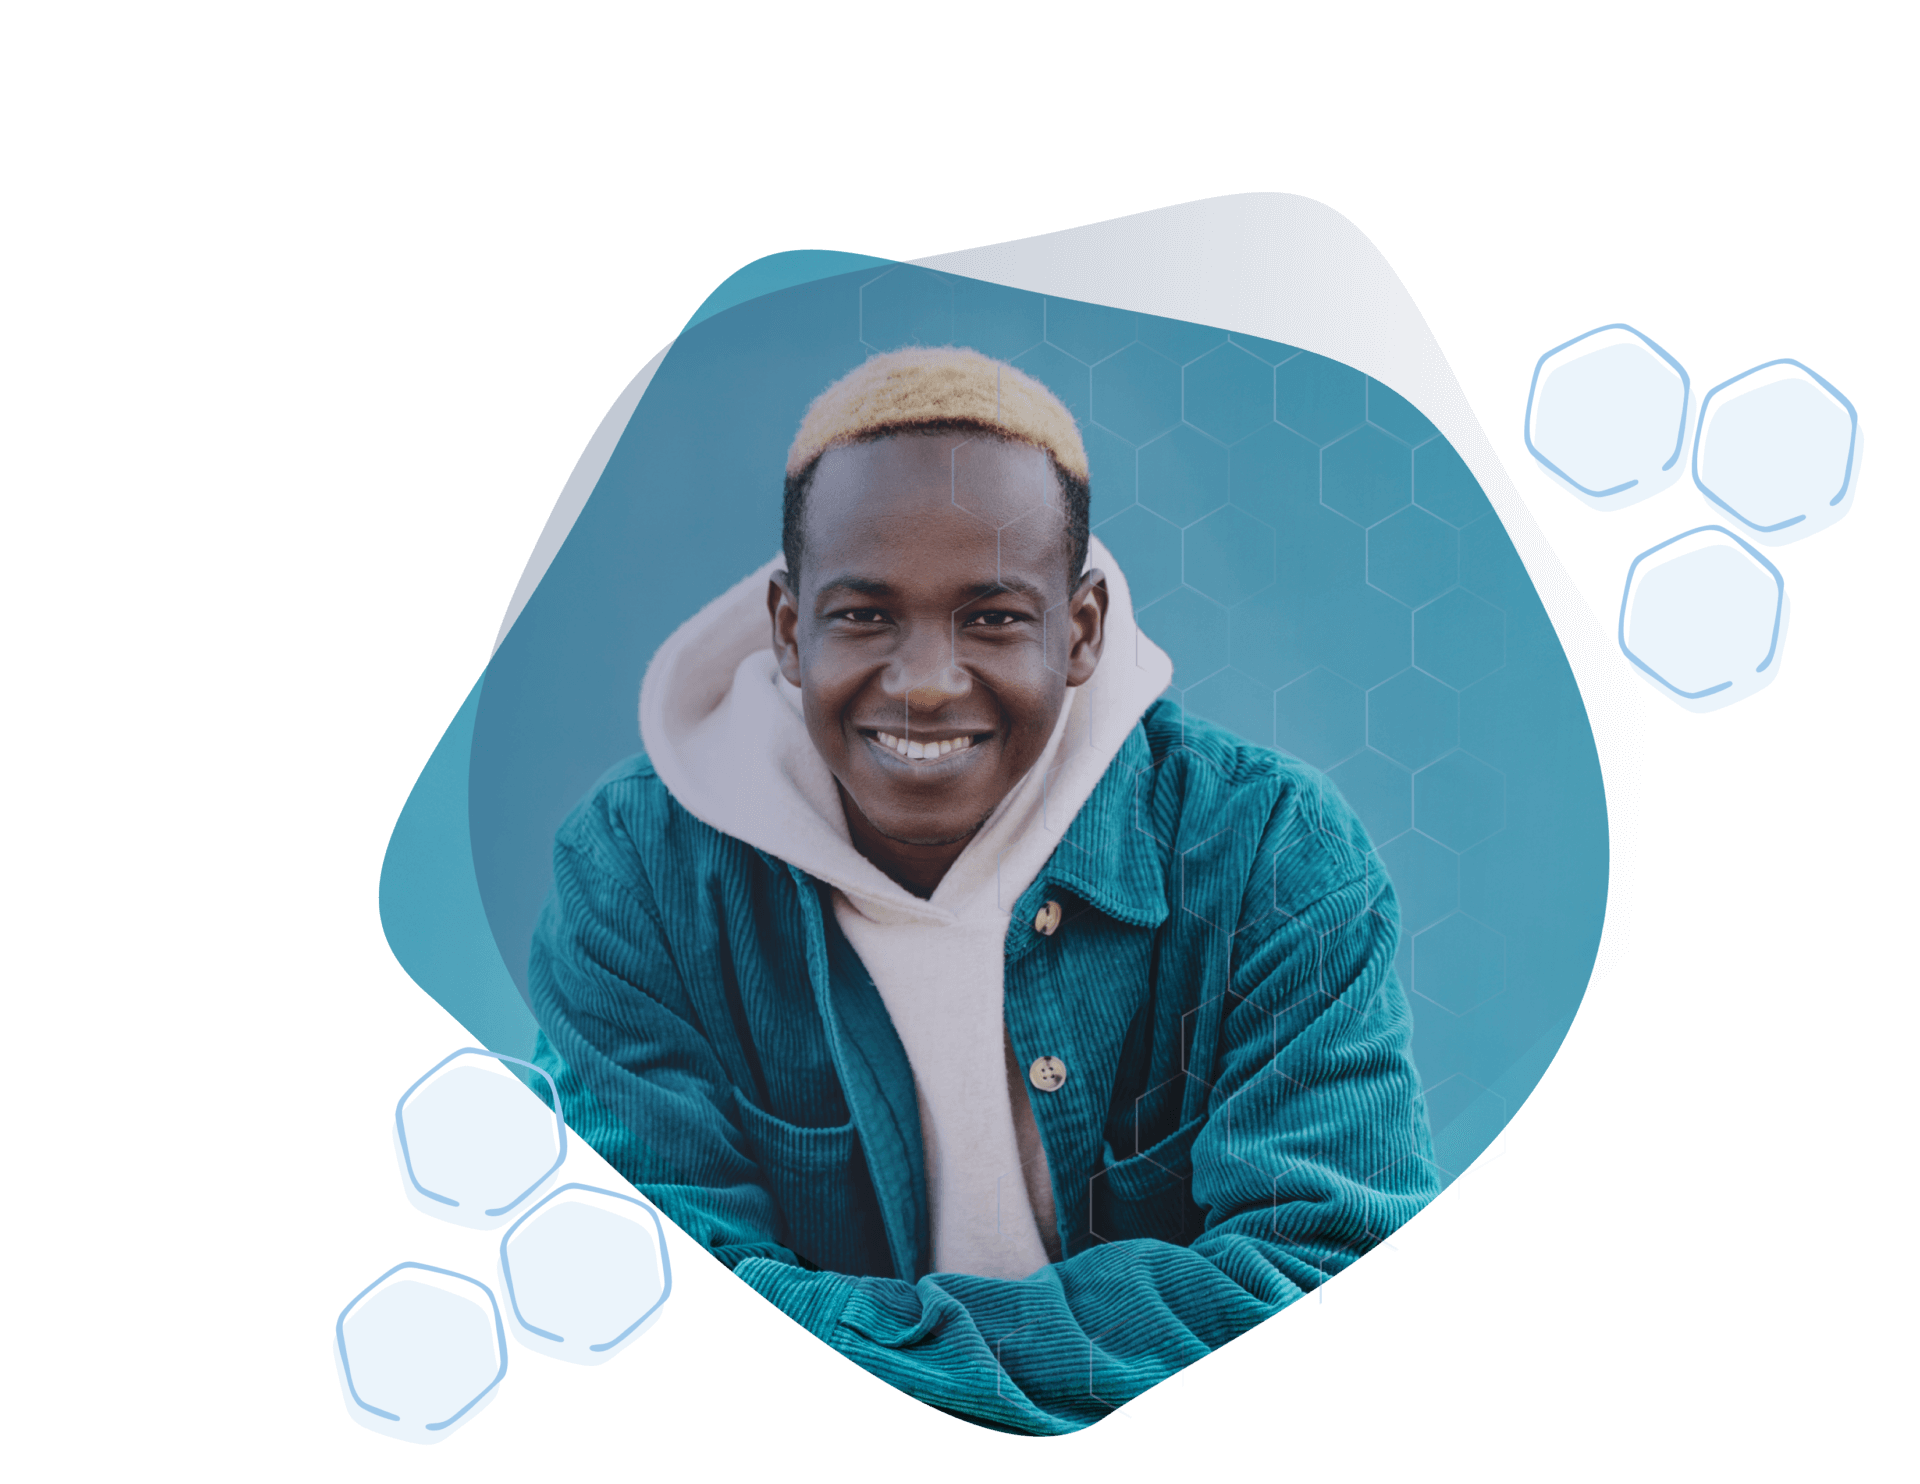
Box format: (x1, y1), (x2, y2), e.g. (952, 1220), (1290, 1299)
(1064, 569), (1109, 688)
(768, 572), (803, 687)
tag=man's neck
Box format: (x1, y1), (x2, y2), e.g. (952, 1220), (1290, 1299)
(837, 784), (987, 899)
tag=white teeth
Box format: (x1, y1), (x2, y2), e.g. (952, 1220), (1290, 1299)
(871, 731), (977, 760)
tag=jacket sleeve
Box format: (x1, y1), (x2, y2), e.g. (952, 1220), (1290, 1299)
(732, 787), (1442, 1435)
(527, 779), (808, 1275)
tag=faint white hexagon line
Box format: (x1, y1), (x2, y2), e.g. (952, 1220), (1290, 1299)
(1359, 387), (1420, 445)
(1415, 746), (1508, 782)
(1180, 422), (1230, 453)
(1178, 995), (1234, 1081)
(1454, 743), (1505, 773)
(1175, 825), (1246, 932)
(1124, 1072), (1197, 1159)
(1408, 910), (1509, 1018)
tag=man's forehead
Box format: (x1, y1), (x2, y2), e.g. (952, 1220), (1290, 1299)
(805, 435), (1071, 587)
(813, 433), (1061, 512)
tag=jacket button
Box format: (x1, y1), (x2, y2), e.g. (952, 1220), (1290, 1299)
(1029, 1056), (1068, 1092)
(1033, 899), (1062, 936)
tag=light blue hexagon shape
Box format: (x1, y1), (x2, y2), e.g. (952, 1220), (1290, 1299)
(859, 266), (954, 350)
(1184, 667), (1275, 749)
(951, 276), (1044, 360)
(1094, 504), (1182, 607)
(1692, 359), (1858, 537)
(1012, 342), (1089, 423)
(1044, 298), (1136, 364)
(1093, 343), (1183, 444)
(1368, 669), (1458, 770)
(1412, 913), (1507, 1016)
(1415, 590), (1505, 688)
(1136, 313), (1226, 365)
(1323, 426), (1412, 528)
(1524, 324), (1690, 502)
(1380, 831), (1458, 934)
(1327, 748), (1411, 844)
(1368, 507), (1458, 608)
(1275, 349), (1366, 445)
(1229, 422), (1318, 528)
(1184, 505), (1275, 605)
(1413, 439), (1494, 528)
(1184, 344), (1274, 444)
(1274, 668), (1364, 769)
(1138, 585), (1230, 685)
(1366, 379), (1438, 447)
(396, 1048), (567, 1227)
(500, 1184), (673, 1364)
(1138, 424), (1230, 526)
(1414, 751), (1506, 851)
(337, 1262), (508, 1443)
(1619, 526), (1786, 708)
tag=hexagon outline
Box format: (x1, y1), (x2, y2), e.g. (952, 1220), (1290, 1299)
(396, 1047), (568, 1217)
(1617, 525), (1785, 699)
(1691, 357), (1859, 532)
(336, 1261), (508, 1430)
(499, 1182), (675, 1351)
(857, 265), (954, 350)
(1524, 323), (1690, 497)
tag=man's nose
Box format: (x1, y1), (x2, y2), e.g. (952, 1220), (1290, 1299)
(881, 624), (971, 711)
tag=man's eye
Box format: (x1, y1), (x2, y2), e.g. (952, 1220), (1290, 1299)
(965, 611), (1024, 628)
(838, 609), (889, 624)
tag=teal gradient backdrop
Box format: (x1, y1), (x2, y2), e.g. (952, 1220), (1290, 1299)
(381, 252), (1608, 1184)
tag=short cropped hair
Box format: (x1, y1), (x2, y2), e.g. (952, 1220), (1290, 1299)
(782, 346), (1092, 587)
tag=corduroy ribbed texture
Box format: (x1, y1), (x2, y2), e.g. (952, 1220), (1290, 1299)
(528, 701), (1439, 1434)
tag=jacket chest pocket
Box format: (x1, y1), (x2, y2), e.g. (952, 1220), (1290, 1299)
(733, 1094), (885, 1276)
(1085, 1112), (1208, 1247)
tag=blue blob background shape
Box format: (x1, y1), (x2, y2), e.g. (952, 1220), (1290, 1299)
(336, 1267), (510, 1443)
(380, 252), (1610, 1187)
(1697, 360), (1858, 549)
(1520, 320), (1689, 510)
(1612, 526), (1789, 718)
(499, 1182), (679, 1366)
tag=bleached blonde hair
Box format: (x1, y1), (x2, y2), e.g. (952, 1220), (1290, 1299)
(781, 346), (1092, 582)
(785, 345), (1089, 482)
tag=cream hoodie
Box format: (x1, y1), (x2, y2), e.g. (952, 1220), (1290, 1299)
(637, 536), (1173, 1279)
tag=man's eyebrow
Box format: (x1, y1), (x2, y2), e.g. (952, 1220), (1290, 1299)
(814, 575), (895, 599)
(961, 578), (1047, 604)
(812, 575), (1051, 604)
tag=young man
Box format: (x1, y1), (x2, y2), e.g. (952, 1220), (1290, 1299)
(529, 345), (1439, 1434)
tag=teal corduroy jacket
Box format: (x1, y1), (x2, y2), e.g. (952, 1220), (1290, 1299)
(528, 700), (1439, 1434)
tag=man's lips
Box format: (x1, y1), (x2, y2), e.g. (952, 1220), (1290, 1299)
(859, 726), (992, 765)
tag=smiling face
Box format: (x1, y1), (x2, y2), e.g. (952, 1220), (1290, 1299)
(769, 431), (1107, 896)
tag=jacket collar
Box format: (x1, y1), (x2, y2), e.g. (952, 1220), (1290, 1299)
(1010, 720), (1170, 949)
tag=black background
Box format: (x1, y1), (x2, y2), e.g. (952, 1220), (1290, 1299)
(284, 188), (1873, 1459)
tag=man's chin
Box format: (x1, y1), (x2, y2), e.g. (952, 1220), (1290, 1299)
(862, 813), (991, 850)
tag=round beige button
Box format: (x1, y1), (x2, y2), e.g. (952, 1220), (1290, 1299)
(1029, 1055), (1068, 1092)
(1033, 899), (1063, 937)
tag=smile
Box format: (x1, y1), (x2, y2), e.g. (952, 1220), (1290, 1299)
(865, 729), (982, 765)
